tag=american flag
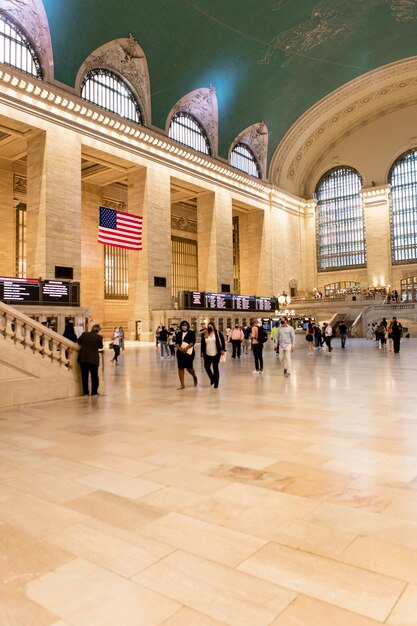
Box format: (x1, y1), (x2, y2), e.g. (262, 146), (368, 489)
(97, 206), (143, 250)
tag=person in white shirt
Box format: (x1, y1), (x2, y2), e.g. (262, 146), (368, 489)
(229, 324), (244, 359)
(277, 317), (295, 377)
(324, 323), (333, 352)
(200, 323), (226, 388)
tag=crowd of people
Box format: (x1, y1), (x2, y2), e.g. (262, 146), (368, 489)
(367, 317), (404, 353)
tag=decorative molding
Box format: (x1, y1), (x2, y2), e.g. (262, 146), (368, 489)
(102, 197), (126, 212)
(13, 174), (26, 195)
(270, 56), (417, 195)
(230, 122), (268, 180)
(0, 0), (54, 81)
(75, 35), (151, 126)
(166, 86), (218, 156)
(171, 214), (197, 234)
(387, 0), (417, 22)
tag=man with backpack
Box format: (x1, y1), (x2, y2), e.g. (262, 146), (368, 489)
(251, 320), (267, 373)
(278, 317), (295, 377)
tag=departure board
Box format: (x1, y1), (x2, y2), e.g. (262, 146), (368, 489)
(41, 280), (70, 304)
(232, 295), (256, 311)
(256, 297), (275, 311)
(0, 277), (40, 303)
(205, 293), (232, 310)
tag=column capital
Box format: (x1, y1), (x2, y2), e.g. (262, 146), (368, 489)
(360, 184), (391, 204)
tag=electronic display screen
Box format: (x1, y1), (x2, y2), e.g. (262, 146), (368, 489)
(0, 277), (40, 303)
(232, 295), (256, 311)
(41, 280), (70, 304)
(256, 297), (276, 312)
(205, 293), (232, 310)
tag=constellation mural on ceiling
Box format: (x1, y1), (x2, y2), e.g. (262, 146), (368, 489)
(259, 0), (346, 66)
(387, 0), (417, 21)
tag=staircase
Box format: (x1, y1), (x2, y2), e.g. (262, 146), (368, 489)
(0, 301), (82, 408)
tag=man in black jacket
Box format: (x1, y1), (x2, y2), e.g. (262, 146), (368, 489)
(77, 324), (104, 395)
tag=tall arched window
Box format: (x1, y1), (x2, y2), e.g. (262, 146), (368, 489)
(0, 13), (42, 78)
(390, 149), (417, 264)
(230, 143), (261, 178)
(81, 69), (142, 124)
(168, 112), (211, 155)
(316, 166), (366, 271)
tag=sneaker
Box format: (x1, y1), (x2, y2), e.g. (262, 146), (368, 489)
(284, 369), (287, 375)
(259, 370), (264, 374)
(285, 372), (291, 377)
(252, 370), (260, 374)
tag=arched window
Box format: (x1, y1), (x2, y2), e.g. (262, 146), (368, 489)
(390, 149), (417, 264)
(81, 69), (142, 124)
(230, 142), (261, 178)
(316, 166), (366, 271)
(168, 112), (211, 155)
(0, 13), (42, 78)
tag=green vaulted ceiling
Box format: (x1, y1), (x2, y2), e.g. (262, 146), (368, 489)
(43, 0), (417, 165)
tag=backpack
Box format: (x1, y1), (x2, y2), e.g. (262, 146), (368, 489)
(257, 325), (267, 344)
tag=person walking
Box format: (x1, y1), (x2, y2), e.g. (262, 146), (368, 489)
(159, 325), (170, 358)
(278, 317), (295, 377)
(313, 322), (322, 349)
(229, 324), (244, 359)
(200, 322), (226, 388)
(168, 327), (176, 356)
(375, 322), (387, 350)
(391, 316), (403, 353)
(77, 324), (104, 395)
(111, 326), (122, 365)
(305, 320), (314, 354)
(251, 320), (265, 374)
(155, 325), (161, 347)
(339, 321), (348, 349)
(271, 321), (279, 354)
(63, 320), (77, 342)
(175, 321), (198, 389)
(242, 323), (251, 355)
(324, 322), (333, 352)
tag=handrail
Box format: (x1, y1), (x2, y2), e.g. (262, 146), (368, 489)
(373, 304), (416, 311)
(350, 306), (371, 338)
(0, 300), (79, 370)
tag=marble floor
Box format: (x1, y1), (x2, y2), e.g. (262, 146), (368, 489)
(1, 338), (417, 625)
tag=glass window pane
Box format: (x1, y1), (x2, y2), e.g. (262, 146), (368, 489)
(0, 14), (41, 78)
(104, 245), (129, 300)
(81, 69), (141, 124)
(316, 167), (366, 271)
(168, 112), (210, 155)
(230, 143), (260, 178)
(390, 150), (417, 264)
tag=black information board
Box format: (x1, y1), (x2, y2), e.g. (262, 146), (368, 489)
(205, 293), (232, 310)
(0, 277), (80, 306)
(182, 291), (277, 312)
(232, 295), (256, 311)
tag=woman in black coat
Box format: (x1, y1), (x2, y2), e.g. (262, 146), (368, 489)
(200, 322), (226, 388)
(175, 320), (197, 389)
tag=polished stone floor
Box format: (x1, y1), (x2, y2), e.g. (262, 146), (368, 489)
(1, 338), (417, 625)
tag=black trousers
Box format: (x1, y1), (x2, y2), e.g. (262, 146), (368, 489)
(231, 340), (242, 358)
(393, 336), (401, 353)
(252, 343), (264, 371)
(325, 337), (332, 352)
(112, 344), (120, 362)
(204, 354), (220, 386)
(79, 362), (99, 395)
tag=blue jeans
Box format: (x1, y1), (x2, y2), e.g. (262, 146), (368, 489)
(160, 341), (170, 357)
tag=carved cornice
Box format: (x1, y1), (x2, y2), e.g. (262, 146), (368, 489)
(13, 174), (26, 195)
(230, 122), (268, 180)
(166, 86), (218, 156)
(0, 0), (54, 81)
(171, 215), (197, 234)
(75, 36), (151, 126)
(102, 197), (126, 212)
(270, 56), (417, 195)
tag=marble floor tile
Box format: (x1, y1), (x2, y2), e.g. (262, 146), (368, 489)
(26, 558), (180, 626)
(140, 512), (267, 567)
(269, 594), (384, 626)
(1, 341), (417, 624)
(386, 584), (417, 625)
(238, 542), (406, 621)
(134, 550), (295, 626)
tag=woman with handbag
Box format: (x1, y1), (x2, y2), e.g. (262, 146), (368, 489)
(175, 321), (198, 390)
(201, 322), (226, 388)
(305, 320), (314, 354)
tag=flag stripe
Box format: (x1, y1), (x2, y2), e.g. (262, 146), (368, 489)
(97, 206), (143, 251)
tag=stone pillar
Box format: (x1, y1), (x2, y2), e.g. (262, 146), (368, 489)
(360, 185), (392, 289)
(239, 209), (272, 296)
(0, 164), (15, 276)
(81, 182), (104, 324)
(26, 129), (81, 280)
(128, 164), (172, 340)
(303, 200), (317, 295)
(197, 189), (233, 292)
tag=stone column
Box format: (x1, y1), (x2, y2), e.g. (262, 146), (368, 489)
(26, 129), (81, 280)
(197, 189), (233, 292)
(0, 164), (15, 276)
(360, 185), (392, 289)
(303, 200), (317, 295)
(239, 208), (272, 296)
(127, 164), (172, 340)
(81, 182), (104, 323)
